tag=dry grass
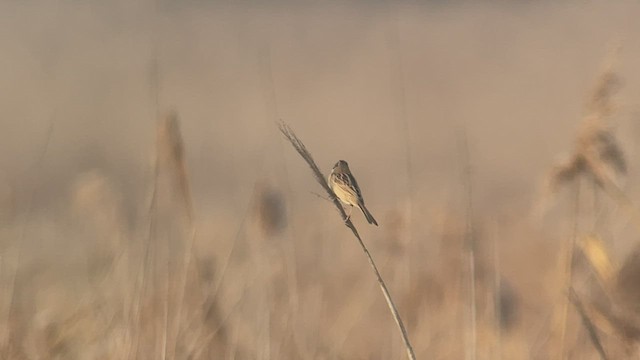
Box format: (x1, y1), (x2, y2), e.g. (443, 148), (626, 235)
(543, 51), (625, 201)
(155, 110), (194, 223)
(536, 48), (640, 360)
(2, 112), (640, 358)
(4, 3), (640, 360)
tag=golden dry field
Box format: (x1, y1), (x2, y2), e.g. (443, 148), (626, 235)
(2, 1), (640, 359)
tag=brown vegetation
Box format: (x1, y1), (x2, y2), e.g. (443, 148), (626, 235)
(2, 1), (640, 359)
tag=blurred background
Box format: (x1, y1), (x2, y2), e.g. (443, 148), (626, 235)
(2, 0), (640, 359)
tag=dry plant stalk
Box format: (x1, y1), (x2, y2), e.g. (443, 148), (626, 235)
(541, 50), (631, 358)
(278, 122), (416, 360)
(568, 287), (609, 360)
(586, 245), (640, 343)
(156, 111), (213, 358)
(459, 128), (477, 360)
(156, 110), (194, 222)
(128, 110), (203, 359)
(544, 60), (626, 198)
(543, 48), (640, 358)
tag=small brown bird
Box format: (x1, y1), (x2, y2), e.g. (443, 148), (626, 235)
(328, 160), (378, 226)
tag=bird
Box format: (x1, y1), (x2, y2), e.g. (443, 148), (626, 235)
(328, 160), (378, 226)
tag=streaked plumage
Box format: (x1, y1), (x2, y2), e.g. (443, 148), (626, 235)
(328, 160), (378, 226)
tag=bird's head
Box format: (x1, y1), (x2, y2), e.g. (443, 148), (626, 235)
(333, 160), (349, 172)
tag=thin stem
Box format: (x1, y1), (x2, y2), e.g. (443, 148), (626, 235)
(558, 178), (581, 358)
(459, 129), (476, 360)
(278, 122), (416, 360)
(568, 287), (608, 360)
(492, 221), (502, 360)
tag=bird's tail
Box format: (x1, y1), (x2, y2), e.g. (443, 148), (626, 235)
(359, 204), (378, 226)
